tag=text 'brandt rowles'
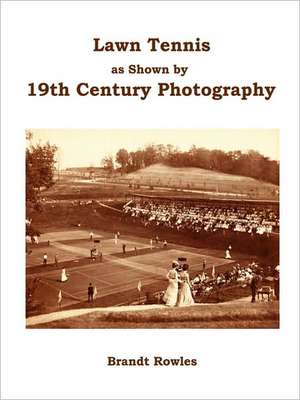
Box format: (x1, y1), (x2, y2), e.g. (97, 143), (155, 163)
(106, 356), (198, 366)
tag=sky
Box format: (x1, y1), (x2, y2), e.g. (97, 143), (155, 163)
(29, 129), (279, 169)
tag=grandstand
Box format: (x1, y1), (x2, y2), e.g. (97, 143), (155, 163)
(121, 193), (279, 265)
(125, 194), (279, 235)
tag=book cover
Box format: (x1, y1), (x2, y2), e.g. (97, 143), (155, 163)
(1, 1), (299, 399)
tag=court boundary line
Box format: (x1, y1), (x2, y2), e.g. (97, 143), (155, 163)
(75, 270), (114, 286)
(39, 278), (82, 301)
(73, 277), (158, 297)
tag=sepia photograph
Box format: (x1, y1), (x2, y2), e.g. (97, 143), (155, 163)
(25, 129), (280, 329)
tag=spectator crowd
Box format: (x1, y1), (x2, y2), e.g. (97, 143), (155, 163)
(124, 200), (279, 236)
(189, 261), (279, 301)
(191, 262), (259, 295)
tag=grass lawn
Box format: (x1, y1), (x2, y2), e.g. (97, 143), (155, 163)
(29, 302), (279, 329)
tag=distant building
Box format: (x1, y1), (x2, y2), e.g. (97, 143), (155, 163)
(63, 167), (107, 178)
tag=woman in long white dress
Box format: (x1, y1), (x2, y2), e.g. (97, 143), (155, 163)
(60, 268), (68, 282)
(163, 262), (179, 307)
(225, 248), (231, 259)
(177, 264), (194, 307)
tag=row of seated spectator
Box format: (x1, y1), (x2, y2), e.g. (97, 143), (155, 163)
(123, 200), (279, 235)
(190, 262), (278, 297)
(192, 262), (258, 287)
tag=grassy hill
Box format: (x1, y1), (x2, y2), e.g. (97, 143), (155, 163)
(28, 301), (279, 329)
(44, 163), (279, 202)
(125, 163), (278, 200)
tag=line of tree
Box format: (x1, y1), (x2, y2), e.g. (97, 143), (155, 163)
(101, 144), (279, 185)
